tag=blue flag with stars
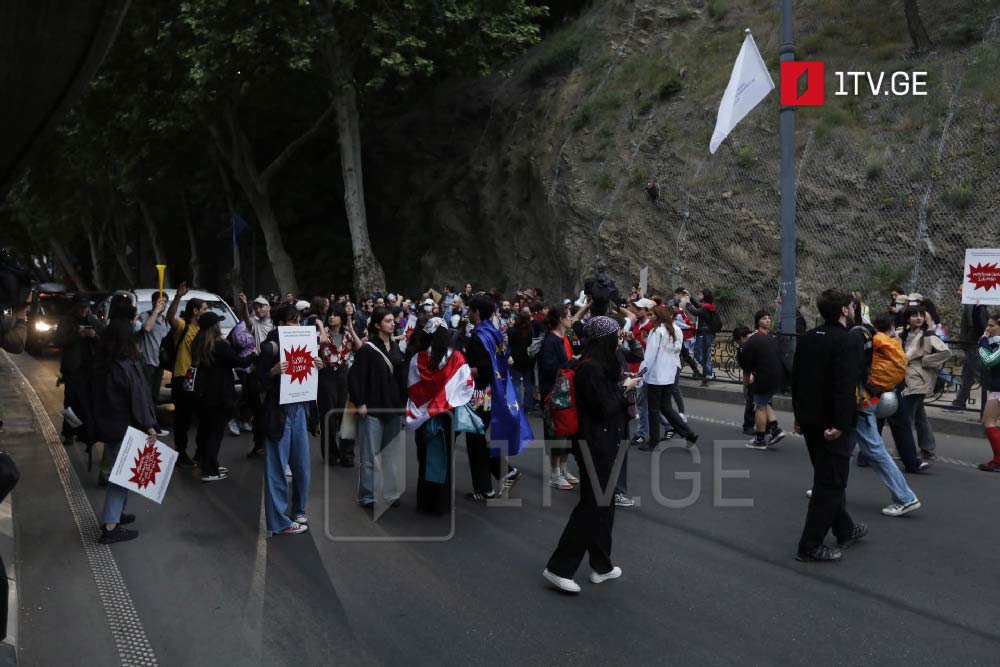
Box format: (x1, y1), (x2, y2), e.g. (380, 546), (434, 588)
(473, 320), (533, 456)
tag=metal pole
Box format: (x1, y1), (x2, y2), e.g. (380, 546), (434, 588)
(778, 0), (796, 337)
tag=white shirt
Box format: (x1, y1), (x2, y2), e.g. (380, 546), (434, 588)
(639, 323), (683, 385)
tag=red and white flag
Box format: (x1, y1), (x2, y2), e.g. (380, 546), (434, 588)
(405, 349), (474, 430)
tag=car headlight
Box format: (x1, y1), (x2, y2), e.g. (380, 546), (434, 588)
(34, 321), (53, 332)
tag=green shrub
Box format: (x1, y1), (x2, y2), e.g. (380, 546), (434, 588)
(706, 0), (728, 21)
(525, 28), (583, 85)
(864, 157), (883, 180)
(941, 186), (973, 210)
(735, 145), (754, 169)
(594, 172), (614, 191)
(571, 104), (592, 131)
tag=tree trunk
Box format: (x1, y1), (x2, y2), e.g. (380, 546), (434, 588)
(333, 81), (386, 299)
(136, 197), (170, 287)
(50, 238), (89, 291)
(180, 190), (203, 287)
(110, 211), (135, 287)
(903, 0), (932, 51)
(82, 218), (107, 290)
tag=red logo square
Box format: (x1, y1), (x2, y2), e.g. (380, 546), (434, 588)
(780, 61), (825, 106)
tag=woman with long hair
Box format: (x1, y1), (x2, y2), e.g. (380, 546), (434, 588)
(637, 305), (699, 451)
(538, 306), (578, 489)
(896, 305), (950, 468)
(190, 312), (255, 482)
(318, 302), (362, 466)
(977, 314), (1000, 472)
(543, 317), (641, 593)
(93, 306), (160, 543)
(507, 312), (538, 415)
(405, 317), (473, 514)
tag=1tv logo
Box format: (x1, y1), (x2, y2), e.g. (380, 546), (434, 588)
(780, 61), (825, 106)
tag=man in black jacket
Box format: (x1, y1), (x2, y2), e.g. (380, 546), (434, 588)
(792, 289), (867, 563)
(55, 293), (104, 444)
(741, 311), (786, 449)
(947, 296), (989, 410)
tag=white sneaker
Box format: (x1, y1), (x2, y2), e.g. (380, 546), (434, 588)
(806, 489), (813, 499)
(543, 569), (581, 593)
(272, 523), (308, 536)
(285, 466), (293, 478)
(201, 472), (228, 482)
(550, 474), (573, 490)
(240, 421), (253, 432)
(293, 514), (309, 525)
(562, 470), (580, 485)
(882, 498), (920, 517)
(227, 420), (241, 437)
(679, 413), (688, 423)
(155, 428), (170, 437)
(589, 566), (622, 584)
(614, 493), (635, 507)
(746, 439), (769, 450)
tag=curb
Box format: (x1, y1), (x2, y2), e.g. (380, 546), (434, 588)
(680, 382), (986, 439)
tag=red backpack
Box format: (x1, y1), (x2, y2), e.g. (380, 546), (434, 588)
(544, 359), (585, 438)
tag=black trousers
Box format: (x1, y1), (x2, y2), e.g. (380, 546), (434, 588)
(668, 368), (685, 414)
(317, 368), (349, 460)
(647, 383), (694, 444)
(546, 431), (618, 578)
(742, 391), (755, 430)
(61, 371), (84, 436)
(171, 378), (196, 455)
(415, 420), (454, 515)
(466, 408), (504, 494)
(799, 426), (855, 552)
(195, 406), (228, 476)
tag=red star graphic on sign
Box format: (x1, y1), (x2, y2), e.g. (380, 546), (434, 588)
(968, 262), (1000, 292)
(129, 443), (162, 489)
(284, 345), (314, 384)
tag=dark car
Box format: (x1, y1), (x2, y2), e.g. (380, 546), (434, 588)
(25, 287), (74, 354)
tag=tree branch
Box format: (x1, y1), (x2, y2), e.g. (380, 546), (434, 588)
(260, 97), (337, 184)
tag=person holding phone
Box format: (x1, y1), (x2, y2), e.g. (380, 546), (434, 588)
(636, 305), (699, 450)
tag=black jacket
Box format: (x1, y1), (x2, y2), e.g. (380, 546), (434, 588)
(55, 311), (103, 375)
(538, 332), (570, 400)
(574, 358), (629, 446)
(348, 338), (406, 411)
(740, 331), (784, 394)
(196, 339), (254, 408)
(94, 357), (158, 443)
(464, 334), (494, 392)
(960, 304), (989, 343)
(507, 326), (535, 374)
(791, 322), (864, 435)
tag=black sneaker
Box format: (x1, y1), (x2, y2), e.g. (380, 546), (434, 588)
(119, 513), (136, 525)
(631, 435), (647, 447)
(100, 525), (139, 544)
(796, 545), (842, 562)
(176, 453), (195, 468)
(942, 402), (965, 411)
(767, 429), (786, 446)
(662, 430), (675, 441)
(340, 456), (355, 468)
(837, 523), (868, 548)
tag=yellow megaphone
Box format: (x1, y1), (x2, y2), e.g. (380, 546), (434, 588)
(156, 265), (167, 303)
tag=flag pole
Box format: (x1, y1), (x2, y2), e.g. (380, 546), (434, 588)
(778, 1), (797, 339)
(232, 213), (242, 308)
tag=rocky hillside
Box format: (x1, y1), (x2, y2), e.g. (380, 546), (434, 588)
(364, 0), (999, 325)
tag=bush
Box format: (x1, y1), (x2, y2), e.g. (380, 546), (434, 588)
(706, 0), (728, 21)
(941, 186), (973, 210)
(594, 172), (614, 192)
(525, 28), (583, 85)
(735, 145), (754, 169)
(864, 157), (883, 180)
(571, 104), (592, 131)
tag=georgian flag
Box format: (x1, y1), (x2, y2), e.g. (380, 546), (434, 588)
(405, 349), (475, 430)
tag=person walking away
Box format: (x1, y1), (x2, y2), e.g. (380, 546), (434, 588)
(538, 307), (577, 489)
(257, 305), (322, 534)
(792, 289), (867, 562)
(165, 283), (207, 467)
(636, 306), (699, 451)
(225, 316), (256, 437)
(137, 296), (170, 436)
(190, 313), (255, 482)
(851, 314), (921, 515)
(92, 307), (161, 544)
(318, 303), (362, 467)
(543, 317), (642, 593)
(507, 312), (537, 415)
(348, 307), (406, 509)
(685, 288), (722, 386)
(239, 292), (274, 458)
(628, 298), (656, 446)
(741, 310), (786, 450)
(948, 295), (988, 410)
(55, 293), (104, 445)
(976, 314), (1000, 472)
(898, 305), (950, 462)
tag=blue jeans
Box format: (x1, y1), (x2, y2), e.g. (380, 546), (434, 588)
(511, 369), (535, 414)
(264, 402), (311, 532)
(357, 414), (403, 505)
(100, 440), (128, 524)
(695, 334), (715, 378)
(854, 405), (917, 504)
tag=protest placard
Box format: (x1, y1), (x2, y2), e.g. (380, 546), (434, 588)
(279, 325), (319, 404)
(108, 426), (178, 504)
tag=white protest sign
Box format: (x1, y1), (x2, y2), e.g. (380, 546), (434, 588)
(108, 426), (178, 504)
(639, 267), (649, 297)
(962, 249), (1000, 305)
(279, 325), (319, 404)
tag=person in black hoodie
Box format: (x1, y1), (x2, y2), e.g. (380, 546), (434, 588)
(55, 293), (104, 445)
(685, 288), (722, 386)
(949, 295), (989, 410)
(190, 312), (255, 482)
(348, 306), (407, 508)
(792, 289), (867, 563)
(93, 307), (160, 544)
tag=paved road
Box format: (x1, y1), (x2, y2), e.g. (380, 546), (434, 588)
(4, 350), (1000, 666)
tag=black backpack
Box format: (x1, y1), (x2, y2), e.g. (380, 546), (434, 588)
(707, 308), (723, 334)
(159, 321), (188, 371)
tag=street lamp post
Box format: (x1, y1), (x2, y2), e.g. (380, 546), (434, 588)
(778, 0), (796, 338)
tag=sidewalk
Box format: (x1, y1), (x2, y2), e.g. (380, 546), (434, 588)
(679, 378), (986, 438)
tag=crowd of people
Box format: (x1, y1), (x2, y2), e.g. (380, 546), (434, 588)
(49, 276), (1000, 590)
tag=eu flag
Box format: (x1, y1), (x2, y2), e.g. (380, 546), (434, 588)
(473, 320), (533, 456)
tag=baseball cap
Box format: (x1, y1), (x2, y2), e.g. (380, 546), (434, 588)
(198, 312), (223, 329)
(295, 300), (310, 312)
(907, 292), (924, 305)
(633, 298), (656, 309)
(252, 296), (269, 306)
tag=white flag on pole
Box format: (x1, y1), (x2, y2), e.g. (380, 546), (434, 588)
(709, 31), (775, 154)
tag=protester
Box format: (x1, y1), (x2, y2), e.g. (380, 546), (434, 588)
(190, 312), (255, 482)
(165, 282), (208, 468)
(318, 302), (362, 467)
(792, 289), (867, 563)
(685, 288), (722, 386)
(636, 305), (699, 451)
(137, 297), (170, 435)
(225, 315), (256, 437)
(507, 312), (538, 415)
(543, 316), (641, 594)
(976, 314), (1000, 472)
(257, 305), (322, 535)
(539, 307), (577, 489)
(55, 293), (104, 445)
(239, 293), (274, 349)
(93, 307), (159, 544)
(628, 298), (656, 446)
(899, 305), (950, 462)
(348, 307), (407, 509)
(740, 310), (786, 450)
(732, 326), (757, 436)
(949, 295), (989, 410)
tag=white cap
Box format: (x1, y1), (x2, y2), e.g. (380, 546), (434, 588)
(295, 300), (310, 312)
(634, 298), (656, 309)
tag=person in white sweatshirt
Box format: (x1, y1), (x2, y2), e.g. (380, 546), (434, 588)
(636, 305), (700, 451)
